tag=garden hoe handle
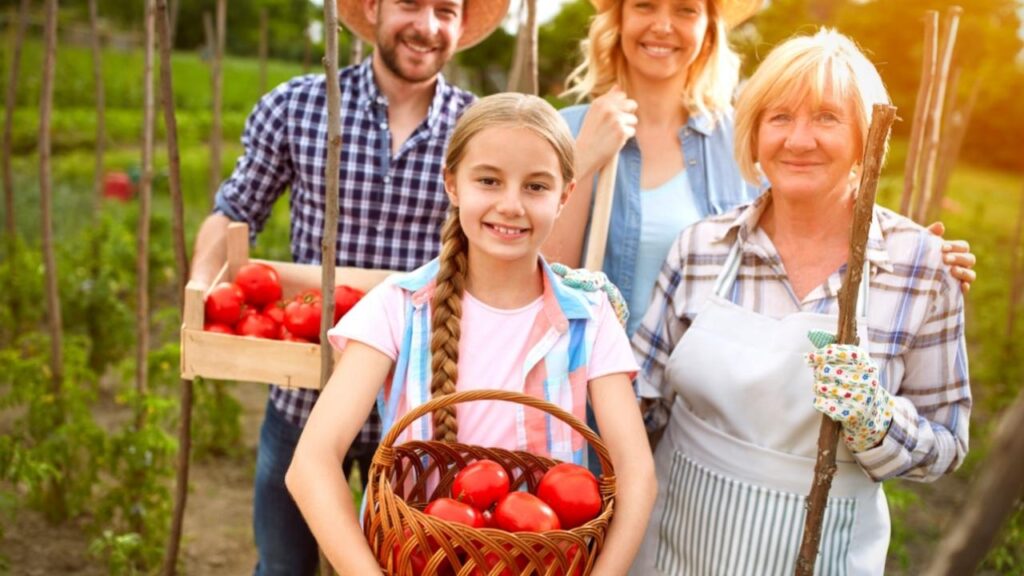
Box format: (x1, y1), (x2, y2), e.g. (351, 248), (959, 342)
(795, 104), (897, 576)
(583, 156), (619, 271)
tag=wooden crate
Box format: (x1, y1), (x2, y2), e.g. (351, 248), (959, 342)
(180, 223), (395, 389)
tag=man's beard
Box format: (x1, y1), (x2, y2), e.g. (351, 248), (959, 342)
(376, 29), (450, 83)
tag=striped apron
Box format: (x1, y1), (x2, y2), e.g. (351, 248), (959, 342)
(631, 241), (889, 576)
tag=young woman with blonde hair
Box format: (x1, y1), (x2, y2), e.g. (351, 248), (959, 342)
(286, 93), (656, 575)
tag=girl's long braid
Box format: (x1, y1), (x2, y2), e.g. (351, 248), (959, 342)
(429, 208), (468, 443)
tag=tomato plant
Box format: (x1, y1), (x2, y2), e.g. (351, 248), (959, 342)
(204, 283), (245, 325)
(284, 290), (322, 342)
(452, 459), (510, 511)
(234, 263), (282, 306)
(493, 492), (561, 533)
(536, 463), (602, 529)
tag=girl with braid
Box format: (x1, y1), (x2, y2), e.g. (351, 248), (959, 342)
(286, 93), (656, 575)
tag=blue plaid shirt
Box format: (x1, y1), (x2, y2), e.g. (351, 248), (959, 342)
(214, 59), (475, 444)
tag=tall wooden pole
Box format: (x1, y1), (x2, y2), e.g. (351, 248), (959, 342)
(795, 104), (898, 576)
(208, 0), (225, 204)
(88, 0), (105, 210)
(900, 11), (937, 217)
(507, 0), (538, 94)
(913, 6), (961, 224)
(259, 8), (268, 96)
(929, 74), (980, 224)
(155, 0), (192, 569)
(3, 0), (31, 242)
(136, 0), (156, 432)
(922, 383), (1024, 576)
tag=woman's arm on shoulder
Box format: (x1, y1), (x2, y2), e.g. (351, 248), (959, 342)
(588, 373), (656, 576)
(285, 342), (394, 574)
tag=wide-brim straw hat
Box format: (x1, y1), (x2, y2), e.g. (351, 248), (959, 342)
(337, 0), (511, 51)
(590, 0), (763, 28)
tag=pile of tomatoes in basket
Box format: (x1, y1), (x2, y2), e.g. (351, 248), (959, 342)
(394, 459), (602, 575)
(203, 262), (364, 343)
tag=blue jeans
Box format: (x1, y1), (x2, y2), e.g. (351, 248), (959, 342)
(253, 400), (319, 576)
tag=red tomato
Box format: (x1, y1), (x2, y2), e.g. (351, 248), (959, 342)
(481, 509), (497, 528)
(493, 492), (561, 533)
(540, 543), (583, 576)
(424, 497), (486, 528)
(205, 282), (245, 325)
(536, 463), (602, 529)
(333, 284), (365, 323)
(262, 300), (286, 325)
(283, 290), (323, 342)
(204, 322), (234, 334)
(236, 312), (280, 339)
(452, 460), (510, 512)
(279, 326), (311, 343)
(234, 263), (282, 306)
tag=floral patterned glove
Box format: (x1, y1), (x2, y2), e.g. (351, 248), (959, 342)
(804, 330), (896, 453)
(550, 262), (629, 328)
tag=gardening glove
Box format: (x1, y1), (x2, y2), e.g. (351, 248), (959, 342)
(550, 262), (629, 328)
(804, 330), (896, 453)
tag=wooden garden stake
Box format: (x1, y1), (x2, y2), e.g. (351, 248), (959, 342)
(155, 0), (192, 569)
(3, 0), (30, 244)
(795, 104), (897, 576)
(88, 0), (105, 210)
(922, 381), (1024, 576)
(319, 1), (342, 573)
(900, 11), (937, 217)
(208, 0), (226, 204)
(136, 0), (156, 431)
(583, 159), (619, 271)
(507, 0), (538, 95)
(929, 74), (980, 224)
(913, 6), (961, 224)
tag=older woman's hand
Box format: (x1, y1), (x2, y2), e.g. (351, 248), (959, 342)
(927, 221), (977, 294)
(805, 331), (896, 453)
(574, 86), (638, 179)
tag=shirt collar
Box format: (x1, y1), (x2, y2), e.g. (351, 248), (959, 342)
(714, 191), (895, 273)
(355, 57), (452, 134)
(685, 110), (716, 136)
(394, 257), (593, 329)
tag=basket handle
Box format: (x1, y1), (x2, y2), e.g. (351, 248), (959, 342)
(378, 389), (615, 477)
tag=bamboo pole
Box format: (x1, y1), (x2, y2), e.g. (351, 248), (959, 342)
(922, 382), (1024, 576)
(136, 0), (156, 431)
(259, 8), (268, 95)
(88, 0), (104, 210)
(913, 6), (961, 224)
(156, 0), (192, 568)
(3, 0), (30, 243)
(209, 0), (225, 204)
(795, 104), (898, 576)
(900, 11), (937, 217)
(39, 0), (68, 524)
(507, 0), (538, 95)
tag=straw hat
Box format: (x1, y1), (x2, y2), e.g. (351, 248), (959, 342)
(590, 0), (763, 28)
(337, 0), (511, 51)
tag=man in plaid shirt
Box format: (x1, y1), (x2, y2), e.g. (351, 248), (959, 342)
(189, 1), (508, 573)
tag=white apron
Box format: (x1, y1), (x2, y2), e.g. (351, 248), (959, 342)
(631, 242), (890, 576)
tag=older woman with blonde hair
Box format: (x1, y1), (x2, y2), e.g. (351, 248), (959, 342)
(631, 28), (971, 575)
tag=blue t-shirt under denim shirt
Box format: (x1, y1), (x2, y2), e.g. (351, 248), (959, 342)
(559, 104), (762, 336)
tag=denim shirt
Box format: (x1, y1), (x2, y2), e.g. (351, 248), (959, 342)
(559, 104), (761, 332)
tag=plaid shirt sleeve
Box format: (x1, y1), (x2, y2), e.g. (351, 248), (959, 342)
(213, 79), (298, 238)
(854, 252), (971, 482)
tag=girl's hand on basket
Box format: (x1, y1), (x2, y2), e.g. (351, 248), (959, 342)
(575, 86), (638, 179)
(805, 331), (895, 453)
(550, 263), (629, 327)
(926, 221), (976, 294)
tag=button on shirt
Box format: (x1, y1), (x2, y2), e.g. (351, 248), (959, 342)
(214, 59), (475, 437)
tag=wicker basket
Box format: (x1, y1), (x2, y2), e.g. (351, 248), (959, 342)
(364, 389), (616, 576)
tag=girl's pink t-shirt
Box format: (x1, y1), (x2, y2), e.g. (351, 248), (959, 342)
(327, 282), (638, 451)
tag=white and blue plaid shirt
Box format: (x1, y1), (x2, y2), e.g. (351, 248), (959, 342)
(214, 58), (475, 444)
